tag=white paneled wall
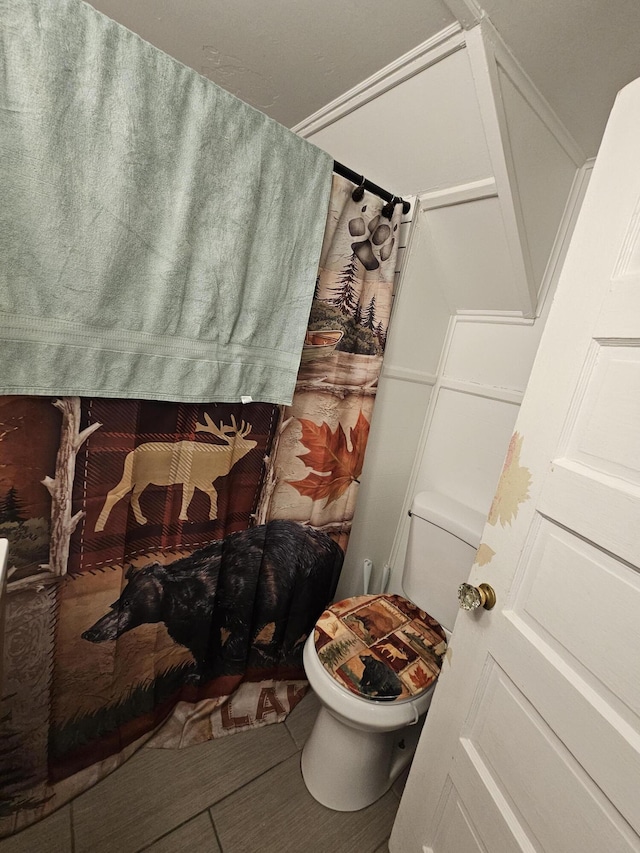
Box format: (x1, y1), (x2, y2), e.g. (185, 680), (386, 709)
(296, 21), (590, 598)
(444, 317), (543, 390)
(416, 387), (520, 512)
(296, 27), (491, 198)
(387, 161), (593, 592)
(419, 187), (523, 312)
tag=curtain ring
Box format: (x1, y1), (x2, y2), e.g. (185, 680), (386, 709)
(381, 196), (397, 220)
(351, 177), (366, 202)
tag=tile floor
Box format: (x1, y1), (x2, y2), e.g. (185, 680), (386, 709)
(0, 692), (400, 853)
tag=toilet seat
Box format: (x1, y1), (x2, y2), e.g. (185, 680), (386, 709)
(313, 594), (446, 704)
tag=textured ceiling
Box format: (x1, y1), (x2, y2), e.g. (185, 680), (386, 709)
(87, 0), (455, 129)
(87, 0), (640, 158)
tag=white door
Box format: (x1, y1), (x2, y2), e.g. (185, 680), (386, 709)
(391, 78), (640, 853)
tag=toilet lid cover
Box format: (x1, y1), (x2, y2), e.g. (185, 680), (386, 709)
(314, 594), (446, 702)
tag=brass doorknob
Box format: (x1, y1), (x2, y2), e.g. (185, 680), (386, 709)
(458, 582), (496, 611)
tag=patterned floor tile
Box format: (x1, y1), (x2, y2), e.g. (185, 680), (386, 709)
(284, 689), (320, 749)
(142, 812), (220, 852)
(0, 805), (71, 853)
(210, 753), (398, 853)
(73, 723), (296, 853)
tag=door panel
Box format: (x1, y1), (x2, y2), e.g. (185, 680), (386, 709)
(462, 661), (638, 853)
(567, 345), (640, 480)
(431, 768), (527, 853)
(513, 520), (640, 714)
(538, 461), (640, 565)
(496, 615), (640, 833)
(429, 780), (489, 853)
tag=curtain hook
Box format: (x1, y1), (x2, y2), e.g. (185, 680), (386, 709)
(381, 196), (396, 220)
(351, 177), (366, 202)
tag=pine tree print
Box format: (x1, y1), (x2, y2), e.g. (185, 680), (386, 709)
(363, 295), (377, 330)
(353, 302), (363, 326)
(318, 637), (357, 669)
(375, 321), (387, 348)
(327, 254), (359, 315)
(0, 486), (26, 523)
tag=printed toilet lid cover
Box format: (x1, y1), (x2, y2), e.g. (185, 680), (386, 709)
(314, 594), (447, 702)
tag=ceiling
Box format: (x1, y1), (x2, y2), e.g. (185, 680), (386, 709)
(88, 0), (640, 158)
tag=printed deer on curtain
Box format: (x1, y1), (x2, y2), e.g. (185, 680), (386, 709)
(0, 176), (403, 835)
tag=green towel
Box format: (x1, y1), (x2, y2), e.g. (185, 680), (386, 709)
(0, 0), (332, 404)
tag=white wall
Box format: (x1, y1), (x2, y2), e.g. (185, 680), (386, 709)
(299, 30), (481, 598)
(386, 160), (593, 592)
(304, 39), (492, 197)
(296, 23), (588, 599)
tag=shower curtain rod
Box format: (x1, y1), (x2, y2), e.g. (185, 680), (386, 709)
(333, 160), (411, 215)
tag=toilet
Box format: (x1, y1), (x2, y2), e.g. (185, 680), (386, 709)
(301, 490), (485, 811)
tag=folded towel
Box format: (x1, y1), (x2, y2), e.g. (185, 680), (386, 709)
(0, 0), (332, 404)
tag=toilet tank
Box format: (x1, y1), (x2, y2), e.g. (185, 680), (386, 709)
(402, 491), (485, 633)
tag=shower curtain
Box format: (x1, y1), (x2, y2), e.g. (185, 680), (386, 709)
(0, 175), (403, 835)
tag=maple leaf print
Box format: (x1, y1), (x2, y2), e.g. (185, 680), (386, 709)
(409, 665), (430, 690)
(289, 412), (370, 504)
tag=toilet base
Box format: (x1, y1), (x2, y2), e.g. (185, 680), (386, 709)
(301, 705), (423, 812)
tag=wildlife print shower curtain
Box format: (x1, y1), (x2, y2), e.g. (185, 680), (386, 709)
(0, 176), (403, 834)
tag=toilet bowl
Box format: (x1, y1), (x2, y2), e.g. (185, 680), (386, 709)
(301, 593), (445, 811)
(301, 491), (485, 811)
